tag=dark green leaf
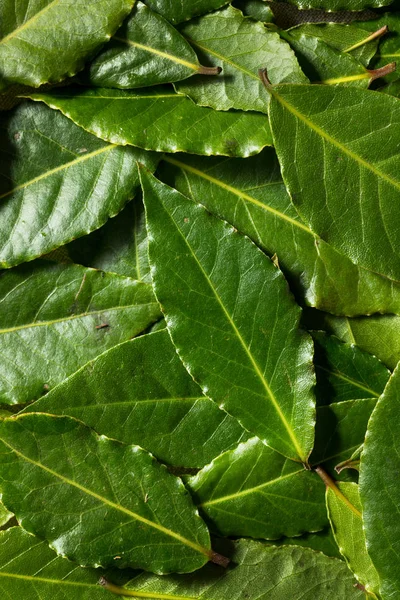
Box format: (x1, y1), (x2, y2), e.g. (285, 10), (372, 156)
(0, 260), (160, 405)
(267, 83), (400, 283)
(233, 0), (275, 23)
(110, 539), (364, 599)
(312, 332), (390, 404)
(159, 151), (400, 316)
(141, 169), (316, 462)
(27, 88), (273, 157)
(0, 503), (12, 527)
(67, 198), (150, 281)
(143, 0), (229, 24)
(175, 5), (307, 113)
(270, 528), (342, 560)
(188, 437), (327, 539)
(326, 482), (380, 596)
(23, 330), (249, 468)
(0, 0), (135, 88)
(0, 101), (157, 269)
(84, 2), (220, 88)
(0, 413), (212, 573)
(357, 13), (400, 82)
(360, 363), (400, 599)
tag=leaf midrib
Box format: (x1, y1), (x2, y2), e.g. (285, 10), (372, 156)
(113, 36), (199, 71)
(0, 302), (158, 334)
(0, 436), (210, 557)
(315, 365), (381, 398)
(184, 37), (257, 79)
(159, 193), (305, 460)
(0, 0), (62, 45)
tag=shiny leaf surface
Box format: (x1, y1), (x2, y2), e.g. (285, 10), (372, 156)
(0, 413), (212, 573)
(28, 88), (273, 157)
(0, 260), (160, 404)
(0, 0), (135, 87)
(23, 330), (249, 468)
(276, 0), (393, 9)
(143, 0), (229, 23)
(141, 169), (316, 462)
(159, 151), (400, 316)
(0, 101), (157, 268)
(175, 5), (307, 113)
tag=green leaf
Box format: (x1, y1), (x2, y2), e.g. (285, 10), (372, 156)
(234, 0), (275, 23)
(159, 151), (400, 316)
(0, 502), (12, 527)
(326, 481), (380, 596)
(279, 27), (391, 87)
(175, 5), (308, 113)
(360, 363), (400, 599)
(323, 313), (400, 370)
(0, 101), (157, 269)
(312, 332), (390, 405)
(23, 330), (249, 468)
(188, 437), (327, 539)
(357, 13), (400, 82)
(140, 169), (316, 462)
(67, 198), (150, 281)
(27, 88), (273, 157)
(0, 260), (160, 405)
(0, 0), (135, 88)
(288, 23), (384, 67)
(311, 399), (376, 475)
(108, 539), (365, 599)
(275, 0), (393, 9)
(267, 82), (400, 283)
(143, 0), (229, 24)
(0, 413), (213, 573)
(0, 527), (120, 599)
(83, 2), (220, 88)
(270, 528), (342, 560)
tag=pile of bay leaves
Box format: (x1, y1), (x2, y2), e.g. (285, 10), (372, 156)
(4, 0), (400, 598)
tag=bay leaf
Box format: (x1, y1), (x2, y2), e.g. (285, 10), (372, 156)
(357, 13), (400, 82)
(0, 413), (213, 573)
(269, 528), (342, 560)
(312, 331), (390, 404)
(0, 502), (12, 528)
(326, 481), (380, 597)
(275, 0), (393, 9)
(175, 5), (308, 113)
(0, 0), (135, 88)
(27, 88), (273, 157)
(234, 0), (275, 22)
(143, 0), (229, 24)
(140, 168), (316, 462)
(114, 539), (364, 599)
(159, 151), (400, 316)
(188, 437), (327, 539)
(84, 2), (220, 88)
(67, 198), (150, 281)
(0, 260), (160, 405)
(266, 81), (400, 282)
(23, 330), (249, 468)
(360, 363), (400, 598)
(0, 101), (157, 269)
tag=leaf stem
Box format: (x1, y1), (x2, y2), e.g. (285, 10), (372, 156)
(368, 62), (397, 81)
(315, 466), (361, 518)
(197, 65), (222, 76)
(210, 550), (230, 568)
(344, 25), (388, 53)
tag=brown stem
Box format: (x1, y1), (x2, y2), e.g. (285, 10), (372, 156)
(315, 466), (361, 518)
(197, 65), (222, 76)
(345, 25), (388, 53)
(210, 550), (230, 568)
(259, 68), (272, 89)
(368, 62), (396, 82)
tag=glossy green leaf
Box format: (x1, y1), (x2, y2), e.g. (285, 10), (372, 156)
(324, 313), (400, 370)
(159, 151), (400, 316)
(0, 0), (135, 88)
(311, 399), (376, 475)
(27, 88), (272, 157)
(0, 101), (157, 269)
(0, 413), (213, 573)
(0, 527), (131, 599)
(270, 528), (342, 560)
(287, 22), (384, 67)
(357, 13), (400, 82)
(67, 198), (150, 281)
(84, 2), (220, 88)
(141, 169), (316, 462)
(326, 482), (380, 596)
(312, 332), (390, 404)
(110, 539), (364, 599)
(23, 330), (249, 468)
(0, 502), (12, 527)
(275, 0), (393, 9)
(143, 0), (229, 24)
(267, 83), (400, 283)
(360, 363), (400, 599)
(234, 0), (275, 23)
(0, 260), (160, 405)
(279, 27), (390, 88)
(175, 5), (307, 113)
(188, 437), (327, 540)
